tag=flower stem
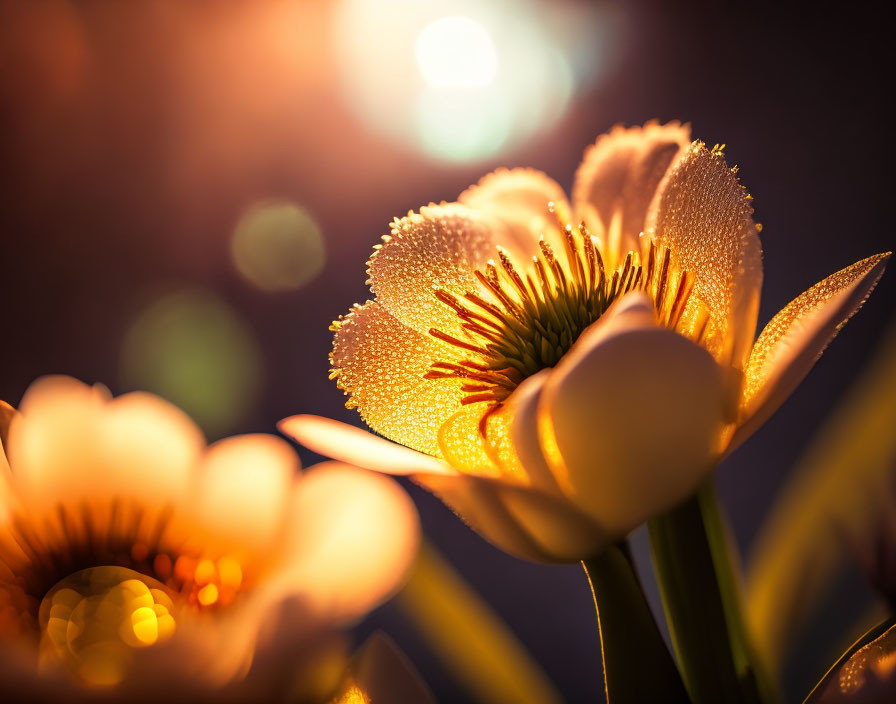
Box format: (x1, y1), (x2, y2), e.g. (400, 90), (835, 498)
(582, 542), (690, 703)
(648, 480), (777, 704)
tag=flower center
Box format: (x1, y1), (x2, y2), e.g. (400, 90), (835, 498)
(426, 205), (708, 414)
(38, 566), (178, 686)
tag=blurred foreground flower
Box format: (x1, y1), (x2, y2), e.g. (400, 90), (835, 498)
(282, 122), (889, 562)
(0, 377), (419, 702)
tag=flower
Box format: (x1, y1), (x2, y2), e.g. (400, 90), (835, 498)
(281, 122), (889, 563)
(0, 376), (419, 702)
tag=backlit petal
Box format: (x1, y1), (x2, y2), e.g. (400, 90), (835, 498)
(572, 121), (691, 267)
(7, 376), (203, 513)
(458, 167), (571, 260)
(282, 462), (420, 622)
(278, 415), (454, 476)
(193, 434), (297, 557)
(414, 472), (605, 562)
(330, 300), (466, 456)
(505, 370), (564, 495)
(539, 293), (728, 534)
(646, 141), (763, 368)
(733, 253), (890, 450)
(342, 632), (436, 704)
(367, 203), (498, 338)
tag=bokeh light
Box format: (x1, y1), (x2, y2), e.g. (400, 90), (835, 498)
(231, 200), (325, 292)
(39, 567), (177, 686)
(119, 289), (262, 437)
(333, 0), (617, 162)
(414, 17), (498, 89)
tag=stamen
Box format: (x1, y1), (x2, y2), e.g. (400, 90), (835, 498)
(427, 206), (707, 409)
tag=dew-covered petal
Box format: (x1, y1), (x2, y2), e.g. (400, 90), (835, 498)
(367, 203), (498, 338)
(538, 293), (728, 534)
(572, 121), (691, 267)
(732, 253), (890, 450)
(193, 434), (297, 557)
(281, 462), (420, 623)
(458, 167), (571, 259)
(414, 471), (605, 562)
(330, 300), (466, 456)
(278, 415), (454, 476)
(646, 141), (763, 369)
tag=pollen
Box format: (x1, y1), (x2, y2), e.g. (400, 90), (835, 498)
(426, 204), (709, 411)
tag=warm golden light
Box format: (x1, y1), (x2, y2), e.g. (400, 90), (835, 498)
(415, 17), (498, 89)
(231, 200), (326, 292)
(38, 567), (178, 686)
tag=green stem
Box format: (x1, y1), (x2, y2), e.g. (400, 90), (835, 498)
(582, 542), (690, 704)
(648, 481), (777, 704)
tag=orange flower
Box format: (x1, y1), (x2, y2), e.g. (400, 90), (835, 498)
(282, 122), (889, 563)
(0, 376), (419, 701)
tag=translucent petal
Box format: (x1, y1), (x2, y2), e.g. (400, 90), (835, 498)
(733, 253), (890, 449)
(414, 472), (606, 563)
(282, 463), (420, 622)
(7, 377), (203, 517)
(330, 301), (466, 456)
(193, 434), (297, 556)
(646, 141), (763, 368)
(458, 167), (571, 260)
(538, 293), (728, 534)
(342, 633), (436, 704)
(572, 121), (691, 267)
(367, 203), (498, 338)
(278, 415), (454, 476)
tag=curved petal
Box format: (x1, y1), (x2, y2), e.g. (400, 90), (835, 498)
(505, 370), (564, 495)
(646, 141), (763, 369)
(330, 300), (466, 456)
(732, 252), (890, 451)
(342, 632), (436, 704)
(538, 293), (728, 534)
(281, 462), (420, 623)
(0, 400), (13, 479)
(458, 167), (571, 260)
(367, 202), (498, 338)
(572, 121), (691, 267)
(414, 471), (605, 563)
(7, 376), (203, 514)
(278, 414), (454, 476)
(192, 434), (297, 557)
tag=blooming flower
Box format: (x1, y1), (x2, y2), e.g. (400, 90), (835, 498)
(0, 376), (419, 702)
(282, 122), (889, 563)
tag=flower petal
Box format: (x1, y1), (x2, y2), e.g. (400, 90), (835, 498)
(538, 293), (728, 534)
(732, 253), (890, 450)
(282, 462), (420, 622)
(0, 400), (13, 478)
(343, 632), (437, 704)
(330, 300), (466, 456)
(193, 434), (297, 557)
(572, 121), (692, 267)
(7, 376), (203, 513)
(367, 202), (498, 338)
(646, 141), (763, 368)
(278, 415), (454, 476)
(458, 167), (571, 259)
(505, 369), (564, 495)
(414, 471), (605, 562)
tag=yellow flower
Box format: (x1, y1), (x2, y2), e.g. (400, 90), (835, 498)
(0, 376), (419, 701)
(282, 122), (889, 563)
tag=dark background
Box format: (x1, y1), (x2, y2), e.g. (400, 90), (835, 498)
(1, 1), (893, 701)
